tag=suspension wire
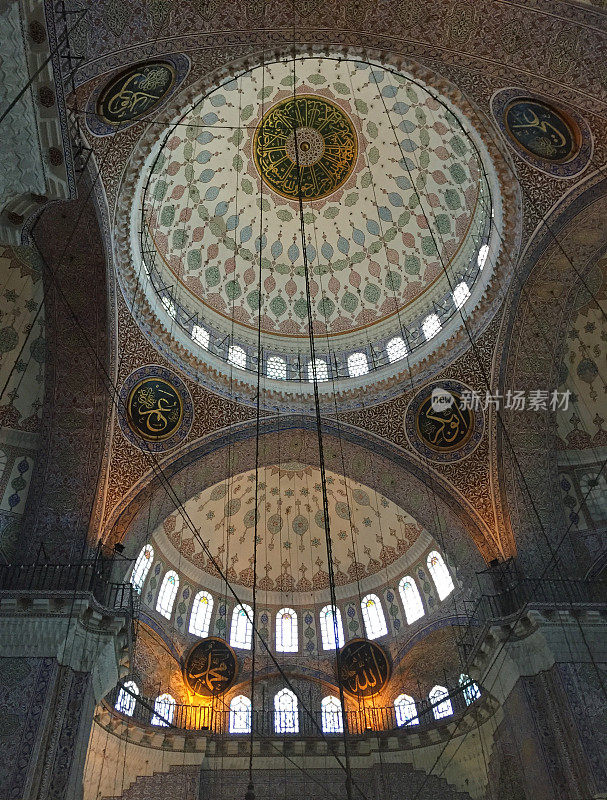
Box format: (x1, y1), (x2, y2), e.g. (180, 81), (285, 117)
(248, 17), (266, 796)
(288, 49), (357, 800)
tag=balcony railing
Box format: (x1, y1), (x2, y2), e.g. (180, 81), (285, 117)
(105, 682), (479, 736)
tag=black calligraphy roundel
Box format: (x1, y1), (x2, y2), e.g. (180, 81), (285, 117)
(127, 377), (183, 442)
(97, 61), (176, 125)
(119, 365), (193, 453)
(504, 100), (578, 163)
(253, 95), (358, 201)
(404, 380), (484, 464)
(339, 639), (390, 698)
(183, 638), (238, 697)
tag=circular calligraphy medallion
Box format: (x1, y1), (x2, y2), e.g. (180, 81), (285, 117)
(127, 377), (183, 441)
(404, 380), (484, 463)
(339, 638), (390, 698)
(253, 95), (358, 201)
(118, 365), (193, 452)
(97, 61), (176, 125)
(183, 638), (238, 697)
(491, 89), (591, 178)
(504, 99), (577, 163)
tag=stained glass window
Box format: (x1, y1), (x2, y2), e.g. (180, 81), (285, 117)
(115, 681), (139, 717)
(276, 607), (298, 652)
(156, 570), (179, 619)
(321, 695), (343, 733)
(319, 605), (344, 650)
(151, 693), (176, 727)
(429, 685), (453, 720)
(230, 603), (253, 649)
(427, 551), (454, 600)
(274, 688), (299, 733)
(361, 594), (388, 639)
(398, 576), (425, 624)
(189, 591), (214, 638)
(459, 673), (481, 706)
(394, 694), (418, 727)
(130, 544), (154, 593)
(229, 695), (252, 733)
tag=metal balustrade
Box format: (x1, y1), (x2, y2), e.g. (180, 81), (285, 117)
(105, 683), (477, 736)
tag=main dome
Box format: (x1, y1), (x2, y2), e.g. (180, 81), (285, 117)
(123, 54), (508, 407)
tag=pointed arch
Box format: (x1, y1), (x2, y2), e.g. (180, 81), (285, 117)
(394, 694), (418, 727)
(429, 685), (453, 720)
(319, 605), (344, 650)
(230, 603), (253, 649)
(276, 607), (298, 652)
(321, 695), (343, 733)
(115, 681), (139, 717)
(151, 693), (176, 727)
(229, 695), (252, 733)
(459, 673), (481, 706)
(274, 688), (299, 733)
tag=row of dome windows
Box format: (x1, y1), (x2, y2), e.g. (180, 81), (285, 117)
(115, 676), (480, 733)
(131, 546), (455, 649)
(162, 275), (481, 381)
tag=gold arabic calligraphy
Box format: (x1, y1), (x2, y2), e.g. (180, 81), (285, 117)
(505, 100), (575, 162)
(127, 378), (182, 441)
(184, 639), (237, 697)
(416, 392), (473, 452)
(253, 95), (358, 201)
(341, 640), (389, 697)
(98, 64), (175, 124)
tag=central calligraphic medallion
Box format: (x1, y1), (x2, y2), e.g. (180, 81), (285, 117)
(339, 639), (390, 698)
(253, 95), (358, 201)
(183, 638), (238, 697)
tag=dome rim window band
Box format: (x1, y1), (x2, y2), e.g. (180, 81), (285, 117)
(118, 49), (519, 410)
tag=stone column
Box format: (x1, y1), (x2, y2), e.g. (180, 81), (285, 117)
(0, 586), (131, 799)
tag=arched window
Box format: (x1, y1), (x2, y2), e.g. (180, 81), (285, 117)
(321, 695), (343, 733)
(151, 693), (176, 727)
(192, 325), (209, 349)
(459, 674), (481, 706)
(274, 688), (299, 733)
(429, 685), (453, 720)
(319, 605), (344, 650)
(348, 352), (369, 377)
(276, 608), (298, 653)
(267, 355), (287, 380)
(453, 281), (470, 310)
(115, 681), (139, 717)
(386, 336), (407, 363)
(398, 576), (425, 624)
(189, 591), (214, 638)
(228, 344), (246, 369)
(229, 695), (252, 733)
(156, 571), (179, 619)
(361, 594), (388, 640)
(394, 694), (418, 727)
(422, 313), (442, 341)
(230, 603), (253, 649)
(477, 243), (489, 270)
(130, 544), (154, 593)
(427, 551), (454, 600)
(307, 358), (328, 383)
